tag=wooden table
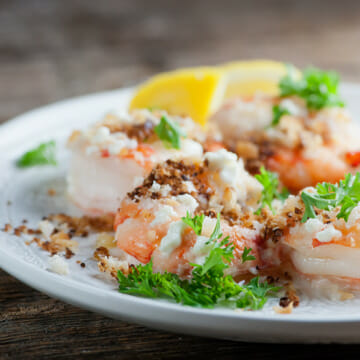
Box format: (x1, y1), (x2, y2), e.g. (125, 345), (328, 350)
(2, 0), (360, 357)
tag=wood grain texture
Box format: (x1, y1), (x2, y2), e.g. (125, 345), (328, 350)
(2, 0), (360, 358)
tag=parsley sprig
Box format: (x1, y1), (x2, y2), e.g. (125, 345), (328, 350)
(118, 214), (280, 310)
(242, 247), (256, 263)
(191, 214), (234, 276)
(279, 66), (344, 110)
(181, 212), (205, 236)
(301, 173), (360, 222)
(154, 115), (186, 149)
(255, 167), (289, 214)
(269, 104), (290, 128)
(17, 140), (57, 168)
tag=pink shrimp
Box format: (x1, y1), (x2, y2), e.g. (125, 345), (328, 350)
(265, 146), (350, 193)
(115, 198), (262, 277)
(264, 194), (360, 296)
(67, 109), (206, 214)
(113, 152), (265, 277)
(210, 96), (360, 193)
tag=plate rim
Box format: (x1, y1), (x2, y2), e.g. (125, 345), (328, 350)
(2, 238), (360, 324)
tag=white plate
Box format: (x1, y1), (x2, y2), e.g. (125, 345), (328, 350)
(3, 85), (360, 344)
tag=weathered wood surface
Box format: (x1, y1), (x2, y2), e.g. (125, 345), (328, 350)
(2, 0), (360, 358)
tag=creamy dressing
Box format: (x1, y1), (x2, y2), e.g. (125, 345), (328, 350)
(316, 226), (342, 243)
(158, 221), (187, 256)
(189, 235), (213, 265)
(205, 149), (263, 209)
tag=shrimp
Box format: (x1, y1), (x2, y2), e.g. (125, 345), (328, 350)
(67, 109), (206, 214)
(115, 198), (262, 276)
(265, 146), (350, 193)
(151, 216), (262, 277)
(265, 194), (360, 296)
(114, 198), (184, 264)
(113, 150), (265, 278)
(210, 96), (360, 192)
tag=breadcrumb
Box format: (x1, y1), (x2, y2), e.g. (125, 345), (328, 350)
(273, 302), (293, 314)
(48, 188), (56, 196)
(98, 256), (129, 279)
(48, 255), (69, 275)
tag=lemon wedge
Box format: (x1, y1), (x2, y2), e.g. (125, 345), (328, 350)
(129, 67), (226, 125)
(221, 60), (300, 98)
(129, 61), (301, 125)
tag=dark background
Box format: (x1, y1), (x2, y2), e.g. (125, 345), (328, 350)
(2, 0), (360, 358)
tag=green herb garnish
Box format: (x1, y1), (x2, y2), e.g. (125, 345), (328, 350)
(255, 167), (289, 214)
(17, 141), (57, 168)
(154, 115), (186, 149)
(279, 66), (344, 110)
(242, 247), (256, 263)
(207, 213), (223, 243)
(118, 214), (280, 310)
(181, 212), (205, 236)
(301, 173), (360, 222)
(269, 104), (290, 127)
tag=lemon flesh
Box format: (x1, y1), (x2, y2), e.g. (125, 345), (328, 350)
(221, 60), (299, 98)
(129, 67), (226, 125)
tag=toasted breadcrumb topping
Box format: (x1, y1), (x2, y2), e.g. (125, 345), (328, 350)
(94, 246), (110, 260)
(10, 214), (114, 257)
(3, 223), (12, 232)
(128, 159), (214, 204)
(107, 118), (156, 142)
(127, 157), (264, 230)
(273, 302), (293, 314)
(46, 213), (114, 235)
(98, 256), (129, 279)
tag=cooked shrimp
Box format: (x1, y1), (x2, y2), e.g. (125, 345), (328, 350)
(67, 109), (206, 214)
(114, 197), (186, 264)
(151, 216), (262, 277)
(265, 146), (349, 193)
(210, 95), (360, 192)
(116, 197), (262, 276)
(114, 150), (265, 277)
(265, 194), (360, 296)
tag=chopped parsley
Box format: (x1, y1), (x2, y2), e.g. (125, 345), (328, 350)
(269, 104), (290, 127)
(207, 213), (223, 243)
(154, 115), (186, 149)
(301, 173), (360, 223)
(16, 140), (57, 168)
(279, 66), (344, 110)
(118, 213), (280, 310)
(255, 167), (289, 214)
(181, 212), (205, 236)
(242, 247), (256, 263)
